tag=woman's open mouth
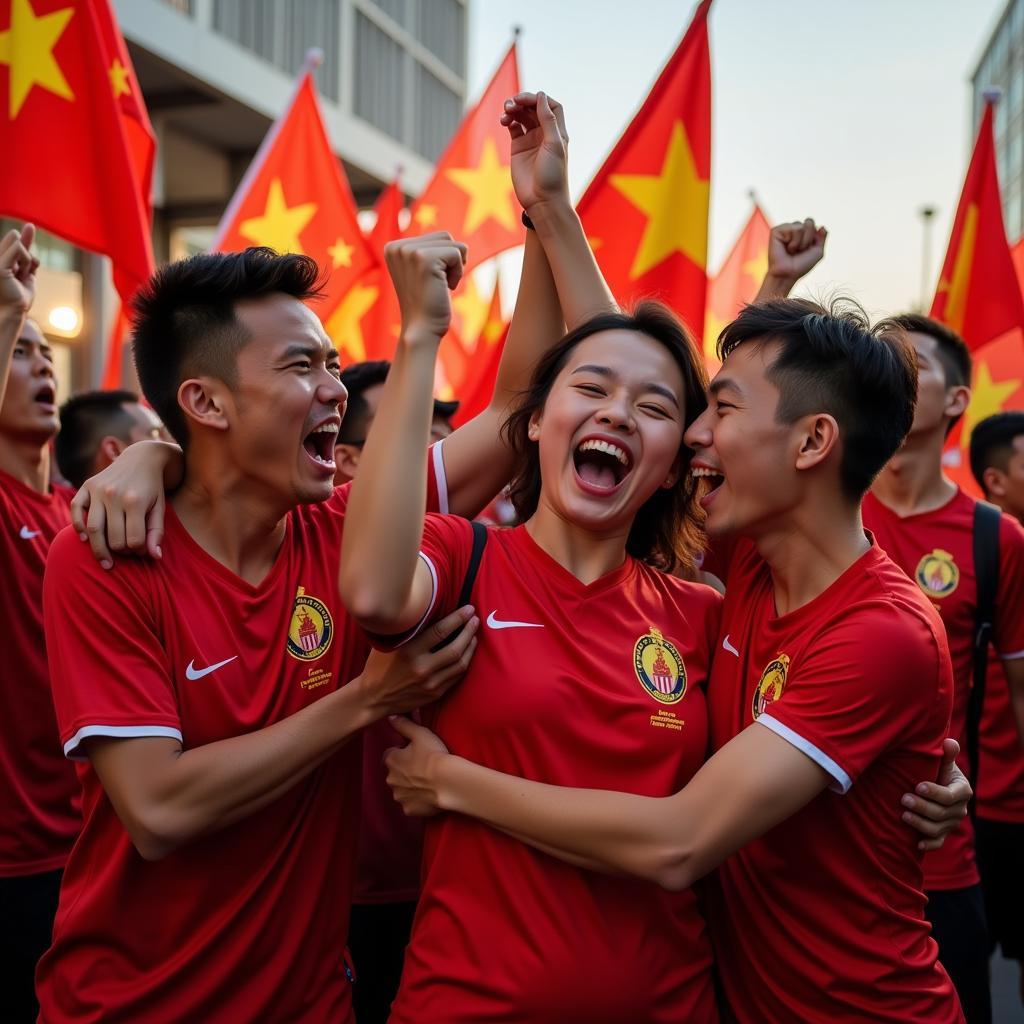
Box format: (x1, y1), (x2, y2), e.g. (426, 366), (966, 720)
(572, 437), (633, 495)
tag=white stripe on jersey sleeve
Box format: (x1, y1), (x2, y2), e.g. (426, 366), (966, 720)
(432, 440), (449, 515)
(999, 647), (1024, 661)
(64, 724), (184, 762)
(390, 552), (440, 648)
(756, 716), (853, 794)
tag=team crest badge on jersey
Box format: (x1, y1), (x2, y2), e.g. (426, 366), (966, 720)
(752, 654), (790, 720)
(915, 549), (959, 599)
(634, 627), (687, 704)
(286, 586), (334, 661)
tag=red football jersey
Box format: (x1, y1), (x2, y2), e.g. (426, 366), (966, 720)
(390, 518), (721, 1024)
(0, 468), (80, 875)
(977, 649), (1024, 822)
(706, 538), (962, 1024)
(38, 454), (444, 1022)
(863, 489), (1024, 886)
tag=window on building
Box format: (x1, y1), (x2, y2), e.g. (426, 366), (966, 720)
(415, 0), (466, 76)
(158, 0), (193, 12)
(213, 0), (341, 101)
(413, 62), (462, 160)
(354, 10), (407, 141)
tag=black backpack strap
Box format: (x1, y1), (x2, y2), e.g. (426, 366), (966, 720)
(967, 500), (1001, 814)
(457, 520), (488, 608)
(432, 520), (488, 651)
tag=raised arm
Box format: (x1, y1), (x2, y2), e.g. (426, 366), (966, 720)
(754, 218), (827, 301)
(0, 224), (39, 406)
(440, 92), (618, 516)
(339, 234), (467, 633)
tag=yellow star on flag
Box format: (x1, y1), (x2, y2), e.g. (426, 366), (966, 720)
(239, 179), (317, 255)
(960, 359), (1022, 443)
(703, 311), (727, 364)
(325, 281), (379, 363)
(328, 238), (354, 269)
(741, 248), (769, 288)
(452, 278), (490, 347)
(0, 0), (75, 119)
(109, 57), (131, 99)
(609, 120), (710, 280)
(445, 137), (517, 234)
(935, 203), (978, 335)
(414, 204), (438, 228)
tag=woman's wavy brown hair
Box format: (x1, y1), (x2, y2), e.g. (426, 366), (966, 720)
(502, 301), (709, 574)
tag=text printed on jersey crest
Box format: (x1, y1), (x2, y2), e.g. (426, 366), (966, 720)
(286, 587), (334, 661)
(634, 627), (687, 704)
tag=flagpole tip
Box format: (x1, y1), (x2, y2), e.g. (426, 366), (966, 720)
(983, 87), (1002, 105)
(512, 24), (523, 39)
(304, 47), (325, 69)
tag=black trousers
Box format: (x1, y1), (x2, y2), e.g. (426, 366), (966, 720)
(926, 883), (992, 1024)
(348, 900), (417, 1024)
(0, 868), (63, 1023)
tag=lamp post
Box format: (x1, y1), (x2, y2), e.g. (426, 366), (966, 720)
(919, 205), (936, 312)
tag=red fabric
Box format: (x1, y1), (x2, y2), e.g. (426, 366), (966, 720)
(450, 281), (506, 423)
(0, 470), (79, 875)
(864, 489), (1024, 863)
(391, 519), (720, 1023)
(408, 43), (522, 275)
(38, 458), (444, 1020)
(577, 0), (711, 340)
(703, 203), (770, 372)
(213, 73), (377, 359)
(0, 0), (155, 303)
(707, 538), (962, 1023)
(977, 649), (1024, 822)
(930, 100), (1024, 351)
(357, 178), (404, 364)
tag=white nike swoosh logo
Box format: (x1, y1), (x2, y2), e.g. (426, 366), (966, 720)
(722, 635), (739, 657)
(486, 610), (544, 631)
(19, 525), (39, 539)
(185, 656), (238, 681)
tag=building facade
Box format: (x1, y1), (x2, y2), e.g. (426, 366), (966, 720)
(8, 0), (468, 398)
(972, 0), (1024, 243)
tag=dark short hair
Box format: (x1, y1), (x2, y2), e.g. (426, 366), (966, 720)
(969, 411), (1024, 493)
(503, 301), (709, 574)
(55, 389), (140, 488)
(132, 247), (324, 446)
(718, 298), (917, 501)
(339, 359), (391, 443)
(890, 314), (972, 435)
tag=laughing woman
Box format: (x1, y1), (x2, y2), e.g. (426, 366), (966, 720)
(339, 94), (721, 1022)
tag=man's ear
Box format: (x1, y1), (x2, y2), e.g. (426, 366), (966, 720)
(983, 466), (1007, 501)
(98, 435), (127, 466)
(794, 413), (840, 472)
(334, 443), (362, 483)
(178, 378), (230, 434)
(945, 385), (971, 423)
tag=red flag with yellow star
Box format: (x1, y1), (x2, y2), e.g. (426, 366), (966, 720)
(577, 0), (711, 338)
(703, 202), (769, 372)
(408, 42), (522, 273)
(0, 0), (155, 304)
(451, 279), (507, 425)
(213, 69), (376, 361)
(931, 97), (1024, 351)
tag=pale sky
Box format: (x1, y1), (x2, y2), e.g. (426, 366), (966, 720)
(468, 0), (1007, 319)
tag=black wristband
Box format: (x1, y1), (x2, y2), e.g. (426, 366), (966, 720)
(522, 210), (535, 230)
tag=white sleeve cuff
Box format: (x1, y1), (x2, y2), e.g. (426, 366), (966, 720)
(64, 724), (184, 762)
(390, 552), (440, 648)
(999, 647), (1024, 661)
(757, 716), (853, 794)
